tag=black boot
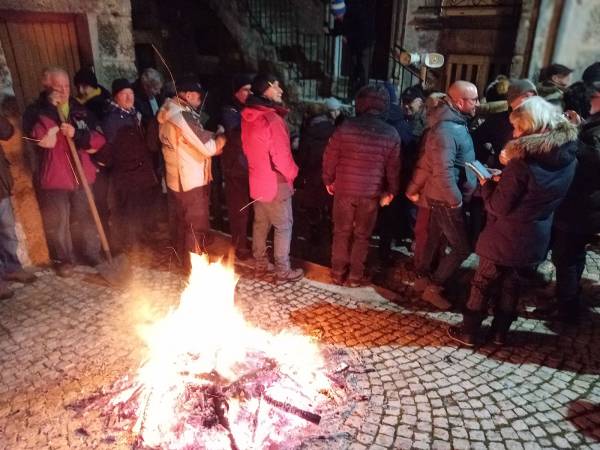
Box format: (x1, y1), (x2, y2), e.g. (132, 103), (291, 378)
(448, 310), (484, 347)
(489, 313), (515, 346)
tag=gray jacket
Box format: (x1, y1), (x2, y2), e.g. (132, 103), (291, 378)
(406, 99), (476, 207)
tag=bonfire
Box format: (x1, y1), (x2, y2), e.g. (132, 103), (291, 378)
(73, 254), (346, 449)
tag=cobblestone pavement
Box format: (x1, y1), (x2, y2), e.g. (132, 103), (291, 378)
(0, 243), (600, 449)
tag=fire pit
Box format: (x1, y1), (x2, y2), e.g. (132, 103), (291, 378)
(68, 254), (354, 449)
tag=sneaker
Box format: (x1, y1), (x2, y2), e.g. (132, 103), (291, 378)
(347, 277), (368, 288)
(447, 325), (475, 347)
(490, 331), (507, 346)
(254, 262), (275, 279)
(422, 284), (452, 310)
(331, 273), (345, 286)
(3, 269), (37, 284)
(55, 263), (75, 278)
(0, 281), (13, 300)
(275, 268), (304, 284)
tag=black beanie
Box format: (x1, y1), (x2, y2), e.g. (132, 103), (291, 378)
(582, 62), (600, 86)
(232, 74), (253, 94)
(112, 78), (132, 96)
(251, 73), (278, 96)
(74, 68), (98, 88)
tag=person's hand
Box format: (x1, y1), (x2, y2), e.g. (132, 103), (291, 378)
(38, 126), (59, 148)
(216, 124), (225, 135)
(379, 193), (394, 207)
(406, 192), (419, 203)
(215, 135), (226, 155)
(60, 123), (75, 139)
(326, 184), (335, 195)
(564, 110), (582, 126)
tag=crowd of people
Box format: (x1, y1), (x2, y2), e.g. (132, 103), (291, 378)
(0, 58), (599, 348)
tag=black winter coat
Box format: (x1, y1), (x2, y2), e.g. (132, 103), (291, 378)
(476, 121), (578, 267)
(472, 110), (513, 169)
(554, 113), (600, 235)
(221, 102), (249, 180)
(322, 112), (401, 198)
(96, 103), (157, 192)
(0, 115), (14, 199)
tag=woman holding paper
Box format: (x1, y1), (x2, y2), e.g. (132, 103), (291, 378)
(448, 96), (578, 347)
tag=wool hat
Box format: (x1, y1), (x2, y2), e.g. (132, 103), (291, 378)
(355, 84), (390, 115)
(582, 62), (600, 87)
(506, 79), (537, 104)
(401, 85), (426, 105)
(325, 97), (342, 111)
(176, 76), (204, 94)
(111, 78), (132, 97)
(232, 74), (253, 94)
(251, 73), (278, 96)
(331, 0), (346, 18)
(74, 68), (98, 88)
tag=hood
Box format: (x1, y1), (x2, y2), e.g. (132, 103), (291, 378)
(242, 95), (288, 122)
(426, 99), (469, 129)
(355, 85), (389, 117)
(157, 97), (192, 124)
(503, 120), (578, 168)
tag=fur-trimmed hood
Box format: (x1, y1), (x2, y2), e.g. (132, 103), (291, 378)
(502, 120), (578, 169)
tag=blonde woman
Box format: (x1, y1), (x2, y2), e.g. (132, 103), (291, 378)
(449, 96), (578, 347)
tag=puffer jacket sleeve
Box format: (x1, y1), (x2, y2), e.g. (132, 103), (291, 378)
(268, 114), (298, 182)
(481, 159), (528, 216)
(171, 110), (217, 157)
(428, 123), (462, 206)
(322, 131), (340, 186)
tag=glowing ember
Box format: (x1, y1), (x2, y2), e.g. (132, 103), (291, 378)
(110, 253), (334, 449)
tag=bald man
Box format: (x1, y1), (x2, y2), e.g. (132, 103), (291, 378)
(406, 80), (478, 310)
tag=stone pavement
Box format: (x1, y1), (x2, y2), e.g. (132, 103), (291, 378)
(0, 239), (600, 449)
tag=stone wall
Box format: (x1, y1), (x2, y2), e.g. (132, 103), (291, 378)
(0, 0), (137, 88)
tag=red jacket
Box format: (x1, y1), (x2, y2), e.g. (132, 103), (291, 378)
(26, 96), (104, 190)
(241, 97), (298, 201)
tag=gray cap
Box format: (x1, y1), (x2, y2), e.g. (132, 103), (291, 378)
(507, 79), (538, 104)
(325, 97), (342, 111)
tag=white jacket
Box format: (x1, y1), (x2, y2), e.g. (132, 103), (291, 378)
(157, 97), (217, 192)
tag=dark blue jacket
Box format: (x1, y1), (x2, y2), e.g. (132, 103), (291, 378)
(476, 121), (578, 267)
(406, 99), (477, 207)
(221, 101), (249, 180)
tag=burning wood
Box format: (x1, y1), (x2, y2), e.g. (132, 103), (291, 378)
(68, 254), (348, 449)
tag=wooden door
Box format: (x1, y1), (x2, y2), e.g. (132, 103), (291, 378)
(0, 13), (89, 111)
(444, 54), (512, 94)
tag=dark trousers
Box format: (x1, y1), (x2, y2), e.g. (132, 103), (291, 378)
(112, 187), (154, 251)
(350, 45), (375, 96)
(224, 175), (250, 252)
(93, 169), (111, 241)
(332, 195), (379, 281)
(413, 206), (431, 275)
(551, 228), (590, 315)
(38, 188), (101, 265)
(464, 256), (529, 334)
(378, 194), (403, 262)
(0, 197), (22, 275)
(168, 185), (210, 265)
(422, 202), (471, 286)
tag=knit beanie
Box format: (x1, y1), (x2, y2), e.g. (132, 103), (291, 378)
(325, 97), (342, 111)
(251, 73), (278, 96)
(112, 78), (132, 97)
(232, 74), (253, 94)
(355, 84), (390, 115)
(74, 68), (98, 88)
(331, 0), (346, 18)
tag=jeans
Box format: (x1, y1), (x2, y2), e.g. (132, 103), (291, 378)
(168, 185), (211, 263)
(0, 197), (22, 275)
(551, 228), (589, 314)
(224, 174), (250, 252)
(252, 185), (294, 274)
(422, 202), (471, 286)
(38, 188), (101, 265)
(331, 195), (379, 281)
